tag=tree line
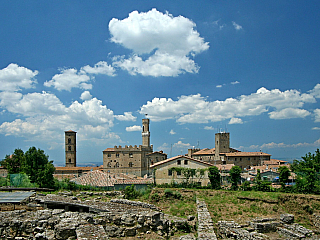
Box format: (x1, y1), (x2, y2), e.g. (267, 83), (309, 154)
(0, 147), (55, 188)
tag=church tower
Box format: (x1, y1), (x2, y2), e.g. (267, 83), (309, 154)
(142, 118), (150, 147)
(65, 130), (76, 167)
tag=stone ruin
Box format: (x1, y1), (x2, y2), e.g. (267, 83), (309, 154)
(217, 214), (315, 239)
(0, 191), (319, 239)
(0, 191), (195, 239)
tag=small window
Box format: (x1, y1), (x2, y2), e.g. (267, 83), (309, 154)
(184, 160), (188, 165)
(129, 162), (133, 167)
(107, 162), (111, 167)
(116, 153), (119, 158)
(68, 158), (71, 163)
(168, 169), (172, 176)
(108, 153), (111, 157)
(235, 158), (237, 161)
(68, 146), (71, 151)
(240, 158), (242, 161)
(129, 153), (133, 158)
(156, 157), (158, 161)
(248, 157), (250, 160)
(68, 138), (71, 144)
(115, 162), (119, 168)
(177, 160), (181, 165)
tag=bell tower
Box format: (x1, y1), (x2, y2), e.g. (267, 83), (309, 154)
(65, 130), (77, 167)
(142, 118), (150, 147)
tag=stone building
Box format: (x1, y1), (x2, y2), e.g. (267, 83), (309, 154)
(103, 118), (164, 177)
(150, 155), (213, 187)
(65, 130), (77, 167)
(188, 132), (271, 170)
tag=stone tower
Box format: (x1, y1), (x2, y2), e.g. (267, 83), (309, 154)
(65, 130), (76, 167)
(215, 132), (230, 159)
(142, 118), (150, 147)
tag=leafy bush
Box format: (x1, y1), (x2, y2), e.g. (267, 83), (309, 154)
(241, 181), (252, 191)
(124, 184), (140, 199)
(150, 193), (160, 202)
(164, 188), (182, 199)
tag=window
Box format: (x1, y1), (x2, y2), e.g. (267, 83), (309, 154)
(129, 162), (133, 167)
(168, 169), (172, 176)
(240, 158), (242, 161)
(156, 157), (158, 162)
(107, 162), (111, 167)
(108, 153), (111, 157)
(68, 146), (71, 151)
(235, 158), (237, 161)
(177, 171), (181, 176)
(248, 157), (250, 160)
(129, 153), (133, 158)
(68, 159), (71, 163)
(116, 153), (119, 158)
(68, 138), (71, 144)
(177, 160), (181, 165)
(115, 162), (119, 168)
(184, 160), (188, 165)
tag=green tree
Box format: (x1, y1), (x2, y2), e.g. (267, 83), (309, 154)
(23, 147), (55, 188)
(208, 166), (221, 189)
(1, 149), (25, 174)
(229, 166), (242, 190)
(291, 149), (320, 194)
(278, 166), (291, 188)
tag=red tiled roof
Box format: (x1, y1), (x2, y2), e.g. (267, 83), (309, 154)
(71, 170), (153, 187)
(150, 155), (214, 168)
(225, 152), (271, 157)
(55, 166), (103, 171)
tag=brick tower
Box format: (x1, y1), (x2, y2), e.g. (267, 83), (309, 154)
(65, 130), (76, 167)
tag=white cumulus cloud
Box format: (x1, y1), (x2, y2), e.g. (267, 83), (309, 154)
(44, 68), (92, 91)
(81, 61), (116, 76)
(115, 112), (136, 121)
(269, 108), (311, 119)
(170, 129), (176, 135)
(140, 84), (319, 123)
(80, 91), (92, 101)
(109, 8), (209, 77)
(126, 125), (142, 132)
(0, 63), (38, 91)
(229, 118), (243, 124)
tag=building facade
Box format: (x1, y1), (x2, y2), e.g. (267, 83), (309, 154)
(65, 130), (77, 167)
(102, 118), (156, 177)
(150, 156), (213, 187)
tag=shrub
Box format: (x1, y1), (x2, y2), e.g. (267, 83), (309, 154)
(124, 185), (140, 199)
(150, 193), (160, 202)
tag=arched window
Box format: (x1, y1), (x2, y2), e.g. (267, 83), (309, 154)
(68, 159), (71, 163)
(68, 138), (71, 144)
(107, 162), (111, 167)
(115, 162), (119, 168)
(129, 162), (133, 168)
(68, 146), (71, 151)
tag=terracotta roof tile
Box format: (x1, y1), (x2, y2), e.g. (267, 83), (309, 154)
(150, 155), (214, 168)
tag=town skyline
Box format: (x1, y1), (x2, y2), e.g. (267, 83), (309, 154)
(1, 1), (320, 165)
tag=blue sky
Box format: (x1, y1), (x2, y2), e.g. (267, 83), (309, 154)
(1, 1), (320, 166)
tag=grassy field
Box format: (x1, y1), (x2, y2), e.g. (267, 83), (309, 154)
(137, 187), (320, 232)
